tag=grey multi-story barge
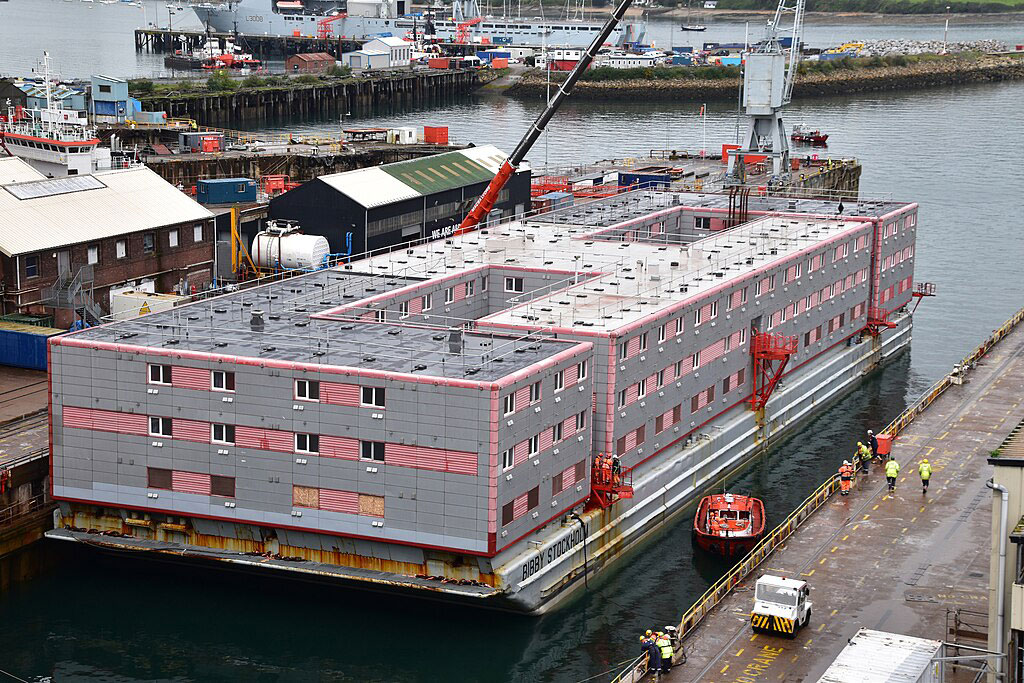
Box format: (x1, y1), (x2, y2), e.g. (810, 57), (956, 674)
(46, 190), (919, 612)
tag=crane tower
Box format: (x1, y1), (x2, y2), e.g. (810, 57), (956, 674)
(726, 0), (805, 183)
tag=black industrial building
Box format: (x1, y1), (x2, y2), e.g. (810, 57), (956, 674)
(268, 145), (531, 257)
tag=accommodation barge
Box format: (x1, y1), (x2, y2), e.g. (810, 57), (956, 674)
(46, 189), (919, 612)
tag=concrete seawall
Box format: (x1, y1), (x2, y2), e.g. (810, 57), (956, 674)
(507, 54), (1024, 101)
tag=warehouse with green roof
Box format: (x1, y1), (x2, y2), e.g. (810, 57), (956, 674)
(268, 145), (531, 256)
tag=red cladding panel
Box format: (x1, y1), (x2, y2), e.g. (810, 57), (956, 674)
(515, 386), (531, 409)
(320, 435), (359, 459)
(172, 366), (210, 391)
(319, 488), (360, 514)
(322, 382), (360, 406)
(175, 419), (210, 443)
(172, 470), (211, 495)
(513, 440), (529, 466)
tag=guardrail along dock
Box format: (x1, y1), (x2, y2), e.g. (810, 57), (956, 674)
(627, 306), (1024, 682)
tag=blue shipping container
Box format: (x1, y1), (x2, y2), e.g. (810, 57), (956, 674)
(197, 178), (258, 204)
(618, 172), (671, 190)
(719, 56), (742, 66)
(672, 46), (694, 54)
(672, 55), (693, 65)
(0, 322), (63, 371)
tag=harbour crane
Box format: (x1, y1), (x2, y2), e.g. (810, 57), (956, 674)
(455, 0), (636, 234)
(726, 0), (805, 183)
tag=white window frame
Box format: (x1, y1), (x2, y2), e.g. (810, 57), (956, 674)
(360, 440), (385, 462)
(755, 280), (763, 297)
(576, 411), (586, 431)
(194, 224), (203, 242)
(554, 370), (564, 393)
(374, 309), (385, 323)
(552, 422), (563, 443)
(149, 416), (172, 437)
(529, 381), (541, 403)
(618, 389), (627, 408)
(211, 423), (235, 445)
(619, 342), (628, 360)
(658, 325), (666, 344)
(502, 448), (514, 471)
(211, 370), (234, 392)
(445, 286), (455, 304)
(115, 239), (127, 259)
(724, 335), (732, 352)
(148, 364), (171, 385)
(780, 306), (788, 323)
(295, 379), (320, 402)
(709, 301), (718, 319)
(528, 434), (539, 456)
(87, 245), (99, 265)
(694, 307), (702, 326)
(675, 317), (684, 334)
(739, 328), (747, 344)
(168, 228), (179, 248)
(637, 379), (647, 399)
(766, 314), (776, 331)
(675, 360), (683, 377)
(504, 276), (524, 293)
(399, 301), (409, 318)
(639, 332), (648, 351)
(692, 351), (701, 370)
(577, 360), (587, 381)
(503, 393), (516, 416)
(295, 433), (320, 455)
(421, 293), (433, 312)
(481, 277), (488, 292)
(361, 386), (385, 408)
(465, 280), (475, 297)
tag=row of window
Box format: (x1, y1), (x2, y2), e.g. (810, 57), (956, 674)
(147, 366), (386, 408)
(501, 411), (588, 471)
(502, 360), (588, 415)
(22, 225), (204, 278)
(147, 467), (235, 497)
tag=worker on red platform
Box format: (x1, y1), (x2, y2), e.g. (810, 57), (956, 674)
(839, 460), (854, 495)
(601, 455), (613, 485)
(611, 455), (622, 486)
(594, 454), (604, 484)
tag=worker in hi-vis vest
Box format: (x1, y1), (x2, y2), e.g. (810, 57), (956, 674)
(919, 458), (933, 494)
(885, 456), (901, 493)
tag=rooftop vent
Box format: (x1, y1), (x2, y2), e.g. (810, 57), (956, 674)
(448, 328), (463, 355)
(250, 310), (265, 332)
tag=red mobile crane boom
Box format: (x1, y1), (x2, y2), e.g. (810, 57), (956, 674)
(317, 13), (348, 40)
(455, 16), (482, 44)
(454, 0), (636, 235)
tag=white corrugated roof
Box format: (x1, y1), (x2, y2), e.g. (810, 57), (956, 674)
(817, 629), (942, 683)
(0, 166), (213, 256)
(0, 157), (46, 185)
(460, 144), (522, 174)
(367, 36), (411, 47)
(319, 166), (421, 209)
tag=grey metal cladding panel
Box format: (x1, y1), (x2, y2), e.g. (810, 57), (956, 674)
(168, 441), (213, 469)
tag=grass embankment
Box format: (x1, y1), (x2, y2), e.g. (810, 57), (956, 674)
(508, 52), (1024, 101)
(127, 67), (354, 99)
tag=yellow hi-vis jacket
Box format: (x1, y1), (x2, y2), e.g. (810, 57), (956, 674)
(885, 459), (901, 478)
(857, 444), (872, 461)
(919, 462), (933, 480)
(657, 637), (673, 659)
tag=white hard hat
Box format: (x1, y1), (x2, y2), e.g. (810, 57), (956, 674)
(868, 429), (874, 434)
(843, 460), (850, 465)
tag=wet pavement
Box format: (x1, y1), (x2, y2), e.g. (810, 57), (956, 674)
(668, 320), (1024, 682)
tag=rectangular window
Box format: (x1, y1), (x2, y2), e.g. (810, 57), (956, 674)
(528, 435), (539, 456)
(211, 475), (235, 498)
(576, 411), (586, 431)
(148, 364), (172, 385)
(768, 275), (776, 291)
(674, 360), (683, 377)
(657, 369), (665, 388)
(421, 293), (433, 311)
(709, 301), (718, 319)
(576, 360), (588, 381)
(116, 240), (127, 259)
(755, 280), (762, 297)
(211, 370), (235, 392)
(529, 381), (541, 403)
(194, 225), (203, 242)
(481, 277), (488, 292)
(780, 306), (788, 323)
(24, 255), (39, 278)
(149, 416), (172, 437)
(211, 423), (236, 445)
(554, 370), (564, 392)
(637, 379), (647, 399)
(147, 467), (172, 489)
(143, 233), (155, 254)
(466, 280), (475, 297)
(636, 425), (645, 447)
(445, 287), (455, 304)
(399, 301), (409, 318)
(168, 229), (179, 248)
(616, 436), (627, 456)
(639, 332), (648, 351)
(658, 325), (666, 344)
(552, 472), (564, 495)
(552, 422), (563, 442)
(295, 433), (320, 454)
(503, 393), (516, 415)
(619, 342), (628, 361)
(360, 441), (385, 461)
(692, 351), (701, 370)
(527, 486), (539, 510)
(361, 386), (386, 408)
(502, 501), (514, 526)
(675, 317), (685, 335)
(99, 84), (111, 93)
(87, 245), (99, 265)
(295, 379), (320, 402)
(504, 276), (524, 293)
(694, 308), (702, 326)
(502, 448), (514, 471)
(618, 389), (627, 408)
(739, 328), (747, 345)
(375, 309), (385, 323)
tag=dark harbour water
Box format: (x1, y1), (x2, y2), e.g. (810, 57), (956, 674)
(2, 5), (1024, 682)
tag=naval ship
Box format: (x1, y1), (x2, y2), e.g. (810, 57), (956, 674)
(190, 0), (645, 47)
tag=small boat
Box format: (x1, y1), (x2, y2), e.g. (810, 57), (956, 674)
(790, 124), (829, 145)
(693, 493), (766, 557)
(680, 24), (706, 31)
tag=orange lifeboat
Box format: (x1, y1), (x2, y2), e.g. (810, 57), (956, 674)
(693, 493), (766, 558)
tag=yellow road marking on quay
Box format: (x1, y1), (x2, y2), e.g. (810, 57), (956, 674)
(721, 665), (730, 673)
(920, 506), (926, 513)
(841, 534), (849, 541)
(938, 431), (949, 440)
(750, 634), (758, 641)
(862, 515), (870, 521)
(911, 517), (917, 523)
(802, 569), (816, 577)
(734, 648), (744, 657)
(852, 524), (860, 531)
(925, 446), (935, 456)
(819, 558), (827, 565)
(817, 623), (825, 632)
(830, 609), (838, 616)
(830, 546), (838, 553)
(873, 504), (879, 510)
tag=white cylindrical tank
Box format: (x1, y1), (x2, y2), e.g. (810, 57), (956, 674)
(251, 231), (330, 270)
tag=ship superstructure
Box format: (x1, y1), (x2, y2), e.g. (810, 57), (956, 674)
(47, 190), (918, 612)
(191, 0), (644, 47)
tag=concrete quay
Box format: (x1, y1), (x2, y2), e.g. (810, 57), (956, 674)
(665, 317), (1024, 682)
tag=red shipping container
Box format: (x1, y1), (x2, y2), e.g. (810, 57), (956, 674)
(428, 58), (450, 69)
(423, 126), (449, 145)
(491, 57), (508, 68)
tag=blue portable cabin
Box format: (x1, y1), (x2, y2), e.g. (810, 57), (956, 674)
(618, 171), (671, 190)
(0, 321), (64, 371)
(196, 178), (258, 205)
(671, 55), (693, 66)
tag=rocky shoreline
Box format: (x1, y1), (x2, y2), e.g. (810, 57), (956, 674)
(505, 54), (1024, 101)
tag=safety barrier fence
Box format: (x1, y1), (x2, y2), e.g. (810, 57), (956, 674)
(611, 303), (1024, 682)
(0, 493), (49, 528)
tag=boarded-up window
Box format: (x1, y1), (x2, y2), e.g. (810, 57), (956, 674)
(502, 501), (514, 526)
(552, 472), (564, 496)
(292, 485), (320, 509)
(575, 460), (585, 483)
(359, 494), (385, 517)
(635, 425), (646, 446)
(210, 475), (235, 498)
(673, 405), (682, 424)
(616, 436), (627, 456)
(147, 467), (172, 490)
(736, 369), (745, 387)
(691, 394), (700, 413)
(527, 486), (539, 510)
(655, 415), (664, 433)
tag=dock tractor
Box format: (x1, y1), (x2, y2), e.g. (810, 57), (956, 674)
(750, 575), (811, 637)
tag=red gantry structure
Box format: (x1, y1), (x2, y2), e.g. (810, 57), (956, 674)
(750, 331), (799, 411)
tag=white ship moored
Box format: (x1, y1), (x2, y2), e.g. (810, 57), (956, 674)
(190, 0), (646, 48)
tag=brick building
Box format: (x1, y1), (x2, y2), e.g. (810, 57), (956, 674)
(0, 163), (214, 328)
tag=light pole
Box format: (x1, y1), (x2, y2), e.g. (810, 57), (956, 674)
(942, 6), (950, 54)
